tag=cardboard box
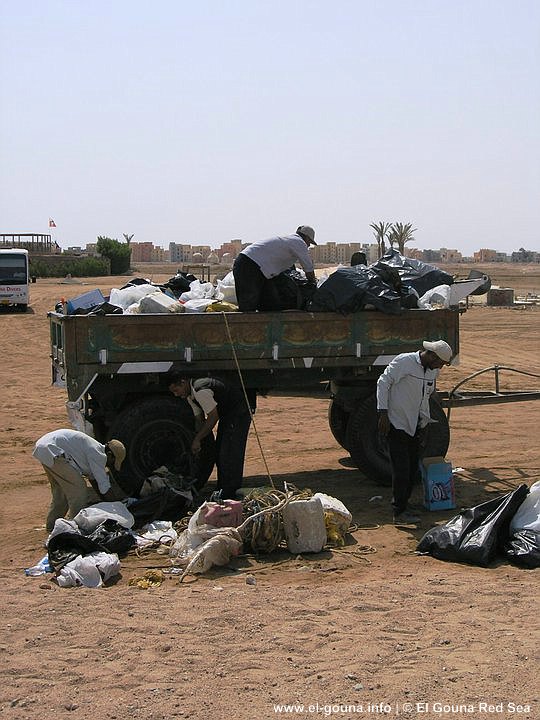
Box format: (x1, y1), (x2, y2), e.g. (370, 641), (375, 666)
(421, 456), (455, 511)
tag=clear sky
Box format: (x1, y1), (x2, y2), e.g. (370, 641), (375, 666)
(1, 0), (539, 255)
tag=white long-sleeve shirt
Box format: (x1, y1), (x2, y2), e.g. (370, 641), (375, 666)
(241, 233), (314, 279)
(33, 429), (111, 494)
(376, 352), (439, 436)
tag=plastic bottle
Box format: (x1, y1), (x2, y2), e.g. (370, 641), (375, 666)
(25, 554), (52, 577)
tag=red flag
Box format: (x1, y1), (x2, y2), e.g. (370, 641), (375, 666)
(49, 218), (56, 228)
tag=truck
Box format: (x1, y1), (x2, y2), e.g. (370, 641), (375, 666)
(49, 274), (493, 495)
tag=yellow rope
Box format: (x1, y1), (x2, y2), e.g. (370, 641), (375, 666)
(221, 312), (275, 489)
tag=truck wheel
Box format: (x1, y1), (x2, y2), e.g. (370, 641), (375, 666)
(345, 394), (450, 486)
(328, 399), (351, 451)
(107, 396), (215, 496)
(346, 394), (391, 485)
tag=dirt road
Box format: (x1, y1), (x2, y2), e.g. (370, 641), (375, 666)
(0, 267), (538, 720)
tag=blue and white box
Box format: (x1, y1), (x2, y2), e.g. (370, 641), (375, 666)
(421, 456), (455, 511)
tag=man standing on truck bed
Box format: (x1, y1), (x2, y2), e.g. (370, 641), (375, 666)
(167, 372), (253, 500)
(376, 340), (453, 525)
(232, 225), (317, 311)
(32, 429), (127, 531)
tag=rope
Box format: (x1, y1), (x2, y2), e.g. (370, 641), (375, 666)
(221, 312), (276, 489)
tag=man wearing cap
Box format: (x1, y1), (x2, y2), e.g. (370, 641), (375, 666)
(376, 340), (453, 525)
(233, 226), (317, 311)
(33, 429), (127, 531)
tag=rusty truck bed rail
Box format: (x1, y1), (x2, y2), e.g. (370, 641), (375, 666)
(439, 365), (540, 419)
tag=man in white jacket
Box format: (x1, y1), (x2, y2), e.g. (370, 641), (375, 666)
(33, 429), (127, 531)
(377, 340), (453, 525)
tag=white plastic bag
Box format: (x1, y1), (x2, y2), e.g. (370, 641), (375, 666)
(216, 272), (237, 304)
(179, 280), (217, 302)
(139, 291), (184, 314)
(418, 284), (451, 310)
(109, 284), (158, 310)
(56, 552), (121, 588)
(183, 298), (215, 313)
(510, 480), (540, 533)
(73, 502), (135, 532)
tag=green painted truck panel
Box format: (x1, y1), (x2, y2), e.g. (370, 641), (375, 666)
(50, 309), (460, 401)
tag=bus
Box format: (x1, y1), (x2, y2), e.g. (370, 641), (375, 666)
(0, 248), (30, 311)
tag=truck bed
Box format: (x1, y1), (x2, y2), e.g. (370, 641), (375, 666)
(50, 309), (460, 401)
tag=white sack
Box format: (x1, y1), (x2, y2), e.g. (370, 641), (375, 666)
(73, 502), (135, 532)
(109, 284), (159, 310)
(510, 480), (540, 533)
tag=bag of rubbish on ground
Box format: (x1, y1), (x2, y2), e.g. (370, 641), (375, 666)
(313, 493), (352, 546)
(56, 552), (121, 588)
(170, 503), (243, 576)
(73, 502), (135, 533)
(509, 480), (540, 533)
(416, 484), (528, 567)
(504, 481), (540, 568)
(504, 529), (540, 568)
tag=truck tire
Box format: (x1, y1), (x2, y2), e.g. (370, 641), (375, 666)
(328, 399), (351, 451)
(107, 396), (215, 496)
(346, 393), (450, 486)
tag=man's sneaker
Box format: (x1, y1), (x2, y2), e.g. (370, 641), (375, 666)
(393, 511), (421, 525)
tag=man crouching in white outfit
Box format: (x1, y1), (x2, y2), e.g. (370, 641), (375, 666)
(33, 429), (127, 531)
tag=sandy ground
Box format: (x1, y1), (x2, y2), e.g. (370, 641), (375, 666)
(0, 264), (539, 720)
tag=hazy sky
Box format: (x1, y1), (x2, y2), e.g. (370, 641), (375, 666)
(1, 0), (539, 255)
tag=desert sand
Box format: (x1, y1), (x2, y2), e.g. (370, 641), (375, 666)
(0, 264), (538, 720)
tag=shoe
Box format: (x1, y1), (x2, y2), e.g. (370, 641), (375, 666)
(393, 511), (421, 525)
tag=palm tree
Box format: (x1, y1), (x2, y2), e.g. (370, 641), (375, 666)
(390, 222), (417, 254)
(369, 221), (392, 258)
(123, 233), (134, 245)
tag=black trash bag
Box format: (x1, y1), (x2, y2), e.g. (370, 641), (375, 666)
(80, 301), (124, 316)
(119, 277), (153, 289)
(417, 484), (529, 567)
(87, 519), (136, 555)
(505, 530), (540, 568)
(162, 272), (198, 298)
(47, 532), (105, 571)
(259, 268), (316, 311)
(308, 266), (402, 315)
(129, 486), (193, 528)
(373, 249), (454, 297)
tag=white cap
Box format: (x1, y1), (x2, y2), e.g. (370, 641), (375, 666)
(423, 340), (453, 363)
(296, 226), (316, 245)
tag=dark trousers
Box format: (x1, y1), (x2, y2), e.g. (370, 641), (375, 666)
(232, 254), (267, 311)
(215, 407), (251, 498)
(387, 425), (421, 515)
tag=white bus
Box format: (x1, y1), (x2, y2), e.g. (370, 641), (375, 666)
(0, 248), (30, 311)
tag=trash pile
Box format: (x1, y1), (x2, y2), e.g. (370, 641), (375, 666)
(308, 250), (490, 315)
(55, 251), (490, 316)
(55, 271), (239, 316)
(417, 480), (540, 568)
(25, 486), (355, 588)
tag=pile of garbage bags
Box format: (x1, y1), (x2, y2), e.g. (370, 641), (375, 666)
(56, 251), (470, 316)
(417, 480), (540, 568)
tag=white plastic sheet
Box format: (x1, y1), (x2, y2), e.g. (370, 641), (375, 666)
(73, 502), (135, 533)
